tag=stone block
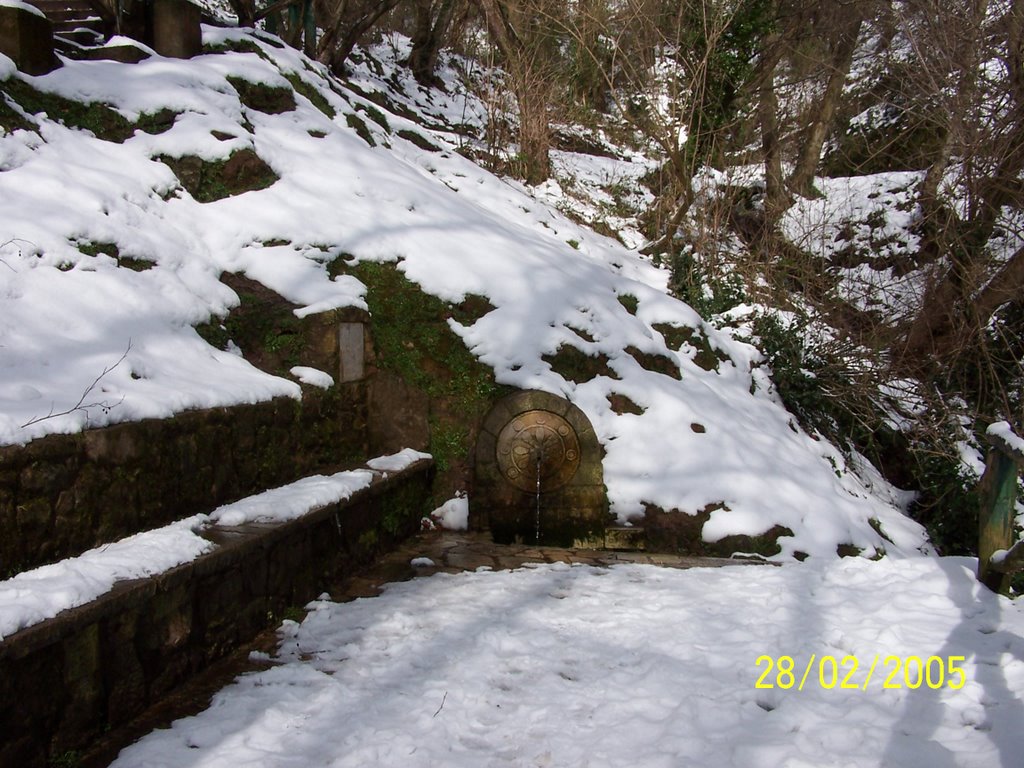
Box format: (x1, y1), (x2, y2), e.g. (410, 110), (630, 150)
(81, 43), (151, 64)
(151, 0), (202, 59)
(605, 526), (646, 551)
(84, 424), (140, 464)
(59, 624), (104, 747)
(0, 5), (56, 76)
(338, 322), (365, 382)
(16, 497), (53, 538)
(101, 609), (146, 726)
(368, 371), (429, 454)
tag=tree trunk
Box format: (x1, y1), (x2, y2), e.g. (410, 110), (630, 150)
(788, 12), (864, 196)
(974, 244), (1024, 323)
(759, 69), (788, 223)
(227, 0), (257, 28)
(408, 0), (460, 86)
(475, 0), (552, 184)
(316, 0), (401, 73)
(516, 79), (552, 184)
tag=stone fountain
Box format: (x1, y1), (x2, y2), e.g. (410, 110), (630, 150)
(471, 390), (610, 547)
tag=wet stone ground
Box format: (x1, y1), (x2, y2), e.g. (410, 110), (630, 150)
(80, 531), (765, 767)
(336, 530), (767, 601)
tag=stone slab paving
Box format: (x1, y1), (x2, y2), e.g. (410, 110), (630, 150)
(81, 531), (767, 767)
(328, 530), (770, 602)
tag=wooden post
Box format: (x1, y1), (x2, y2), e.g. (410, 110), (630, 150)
(978, 422), (1024, 593)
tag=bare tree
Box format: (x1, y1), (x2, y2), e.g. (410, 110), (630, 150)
(316, 0), (403, 74)
(899, 0), (1024, 378)
(787, 1), (869, 196)
(474, 0), (559, 184)
(408, 0), (467, 85)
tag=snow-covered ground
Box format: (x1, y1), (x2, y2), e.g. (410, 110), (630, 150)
(0, 27), (931, 559)
(110, 557), (1024, 768)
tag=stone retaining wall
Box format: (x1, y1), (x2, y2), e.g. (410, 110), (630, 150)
(0, 458), (434, 767)
(0, 384), (369, 576)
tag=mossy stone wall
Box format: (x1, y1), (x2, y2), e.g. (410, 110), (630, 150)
(342, 261), (511, 506)
(0, 384), (369, 577)
(0, 460), (434, 768)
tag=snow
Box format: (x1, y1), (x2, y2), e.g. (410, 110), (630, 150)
(987, 421), (1024, 456)
(210, 470), (375, 526)
(780, 172), (923, 322)
(365, 448), (432, 473)
(0, 515), (211, 640)
(109, 556), (1024, 768)
(289, 365), (334, 389)
(431, 494), (469, 530)
(0, 0), (44, 18)
(0, 27), (932, 558)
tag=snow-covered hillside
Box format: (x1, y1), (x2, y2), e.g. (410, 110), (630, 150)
(0, 27), (929, 559)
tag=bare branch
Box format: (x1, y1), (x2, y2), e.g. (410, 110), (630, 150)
(20, 341), (133, 429)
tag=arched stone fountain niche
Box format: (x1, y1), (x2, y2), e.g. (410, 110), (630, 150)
(472, 390), (611, 547)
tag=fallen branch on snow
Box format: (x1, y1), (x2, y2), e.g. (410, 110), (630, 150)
(20, 341), (132, 428)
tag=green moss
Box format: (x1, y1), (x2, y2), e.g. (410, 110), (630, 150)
(378, 477), (430, 539)
(0, 86), (36, 133)
(195, 273), (303, 376)
(195, 320), (230, 350)
(543, 344), (617, 383)
(281, 605), (306, 623)
(568, 325), (595, 343)
(357, 528), (378, 553)
(346, 113), (376, 147)
(397, 128), (439, 152)
(625, 345), (681, 380)
(227, 76), (296, 114)
(283, 72), (335, 118)
(451, 294), (496, 324)
(203, 37), (267, 57)
(49, 751), (81, 768)
(2, 79), (132, 142)
(653, 322), (727, 372)
(160, 149), (279, 203)
(134, 108), (179, 135)
(75, 240), (119, 259)
(355, 102), (392, 133)
(429, 420), (465, 474)
(75, 240), (153, 271)
(339, 260), (508, 499)
(617, 293), (639, 315)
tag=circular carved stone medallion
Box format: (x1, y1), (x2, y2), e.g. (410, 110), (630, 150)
(495, 409), (581, 492)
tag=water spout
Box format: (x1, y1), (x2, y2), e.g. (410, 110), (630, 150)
(535, 447), (542, 544)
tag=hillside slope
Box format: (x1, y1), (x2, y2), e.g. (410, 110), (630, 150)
(0, 27), (929, 559)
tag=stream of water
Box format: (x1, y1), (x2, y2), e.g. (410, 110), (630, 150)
(535, 450), (542, 544)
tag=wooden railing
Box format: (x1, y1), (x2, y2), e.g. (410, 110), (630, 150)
(978, 421), (1024, 593)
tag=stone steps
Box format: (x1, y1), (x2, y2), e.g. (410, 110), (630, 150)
(26, 0), (107, 54)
